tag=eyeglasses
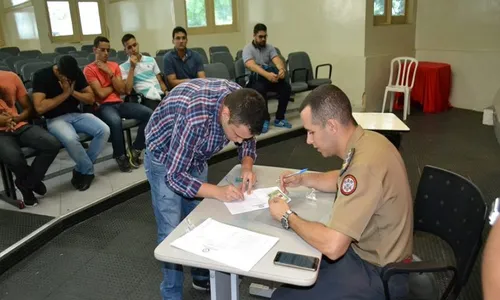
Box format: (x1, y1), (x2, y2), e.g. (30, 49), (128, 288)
(257, 35), (267, 39)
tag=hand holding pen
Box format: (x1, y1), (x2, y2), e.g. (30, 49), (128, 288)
(278, 169), (308, 194)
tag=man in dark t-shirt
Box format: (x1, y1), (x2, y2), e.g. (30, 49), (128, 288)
(32, 55), (110, 191)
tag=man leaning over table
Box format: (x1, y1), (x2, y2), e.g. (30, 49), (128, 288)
(268, 84), (414, 300)
(144, 78), (267, 300)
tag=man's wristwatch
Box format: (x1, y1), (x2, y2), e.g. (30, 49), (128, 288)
(281, 210), (297, 230)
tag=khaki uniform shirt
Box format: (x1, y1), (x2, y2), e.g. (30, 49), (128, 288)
(327, 126), (413, 267)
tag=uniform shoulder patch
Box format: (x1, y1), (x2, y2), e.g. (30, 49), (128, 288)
(340, 174), (357, 196)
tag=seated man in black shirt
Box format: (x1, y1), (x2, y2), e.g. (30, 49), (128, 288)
(32, 56), (111, 191)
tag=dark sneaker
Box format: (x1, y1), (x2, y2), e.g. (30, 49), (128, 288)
(274, 119), (292, 129)
(15, 178), (37, 207)
(78, 174), (95, 191)
(262, 120), (270, 133)
(116, 155), (132, 172)
(128, 148), (142, 169)
(192, 279), (210, 291)
(33, 181), (47, 196)
(71, 169), (84, 190)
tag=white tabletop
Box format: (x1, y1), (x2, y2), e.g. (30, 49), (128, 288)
(353, 112), (409, 132)
(154, 165), (335, 287)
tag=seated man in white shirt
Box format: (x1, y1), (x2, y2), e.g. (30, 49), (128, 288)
(120, 33), (168, 110)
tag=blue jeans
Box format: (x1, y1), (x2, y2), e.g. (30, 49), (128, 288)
(144, 149), (209, 300)
(46, 113), (110, 175)
(97, 102), (152, 158)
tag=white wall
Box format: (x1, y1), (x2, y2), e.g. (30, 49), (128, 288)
(2, 3), (41, 50)
(364, 0), (416, 112)
(241, 0), (367, 109)
(106, 0), (177, 55)
(416, 0), (500, 111)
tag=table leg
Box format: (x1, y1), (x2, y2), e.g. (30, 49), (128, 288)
(210, 270), (240, 300)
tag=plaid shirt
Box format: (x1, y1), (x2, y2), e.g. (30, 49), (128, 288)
(145, 78), (257, 198)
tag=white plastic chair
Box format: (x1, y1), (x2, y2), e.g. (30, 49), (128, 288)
(381, 57), (418, 120)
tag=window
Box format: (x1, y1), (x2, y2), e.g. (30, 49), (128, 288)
(45, 0), (106, 42)
(374, 0), (408, 25)
(184, 0), (237, 34)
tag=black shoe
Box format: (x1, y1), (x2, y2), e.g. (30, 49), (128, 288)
(71, 169), (84, 190)
(192, 279), (210, 292)
(78, 174), (95, 191)
(128, 148), (142, 169)
(116, 155), (132, 172)
(14, 178), (37, 207)
(33, 181), (47, 196)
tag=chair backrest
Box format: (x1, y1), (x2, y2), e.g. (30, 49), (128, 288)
(109, 48), (117, 57)
(81, 44), (93, 52)
(211, 52), (235, 79)
(388, 57), (418, 89)
(14, 58), (42, 75)
(0, 51), (12, 61)
(156, 49), (172, 56)
(191, 47), (209, 64)
(117, 50), (128, 60)
(19, 50), (42, 58)
(75, 57), (89, 67)
(287, 51), (313, 82)
(38, 53), (59, 63)
(235, 50), (243, 61)
(414, 165), (487, 295)
(0, 46), (20, 56)
(234, 58), (246, 87)
(142, 52), (151, 57)
(204, 63), (230, 80)
(155, 55), (165, 73)
(209, 45), (230, 56)
(21, 61), (51, 82)
(69, 51), (89, 58)
(87, 53), (96, 62)
(0, 65), (11, 72)
(55, 46), (77, 54)
(275, 47), (282, 55)
(4, 56), (25, 72)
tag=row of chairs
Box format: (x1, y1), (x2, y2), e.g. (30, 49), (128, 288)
(0, 89), (141, 208)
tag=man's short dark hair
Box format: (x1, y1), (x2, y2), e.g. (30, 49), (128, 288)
(172, 26), (187, 39)
(93, 36), (110, 48)
(121, 33), (136, 46)
(253, 23), (267, 34)
(225, 88), (267, 135)
(300, 84), (357, 126)
(57, 55), (79, 82)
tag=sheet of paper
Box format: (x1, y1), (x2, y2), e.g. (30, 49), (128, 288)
(224, 186), (288, 215)
(170, 218), (279, 272)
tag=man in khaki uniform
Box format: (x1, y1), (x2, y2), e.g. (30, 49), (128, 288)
(268, 84), (413, 300)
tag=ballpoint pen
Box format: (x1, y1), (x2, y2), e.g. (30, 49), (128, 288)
(276, 168), (308, 183)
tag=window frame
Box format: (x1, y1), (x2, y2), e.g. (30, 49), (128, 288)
(374, 0), (409, 25)
(44, 0), (107, 43)
(184, 0), (238, 35)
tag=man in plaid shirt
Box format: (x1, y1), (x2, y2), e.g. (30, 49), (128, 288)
(144, 78), (267, 300)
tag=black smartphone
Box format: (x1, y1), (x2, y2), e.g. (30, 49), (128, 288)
(273, 251), (320, 271)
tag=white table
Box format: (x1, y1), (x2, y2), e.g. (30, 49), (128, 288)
(352, 112), (409, 132)
(155, 165), (334, 300)
(353, 112), (409, 148)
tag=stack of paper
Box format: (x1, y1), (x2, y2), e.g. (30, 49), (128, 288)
(171, 218), (279, 272)
(224, 186), (289, 215)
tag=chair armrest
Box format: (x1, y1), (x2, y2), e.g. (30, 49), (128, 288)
(315, 63), (332, 80)
(235, 74), (249, 87)
(291, 68), (309, 83)
(381, 261), (457, 300)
